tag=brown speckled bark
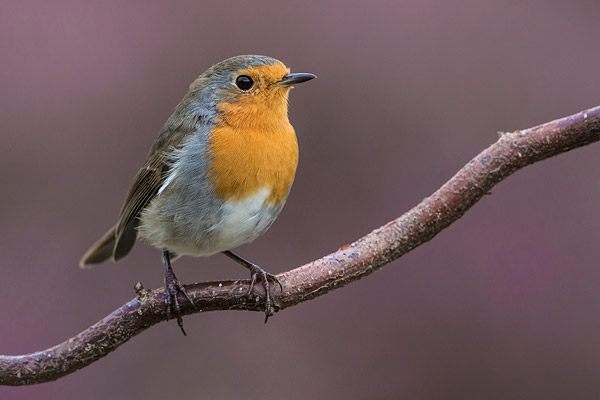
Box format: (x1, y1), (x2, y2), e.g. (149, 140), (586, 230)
(2, 105), (599, 385)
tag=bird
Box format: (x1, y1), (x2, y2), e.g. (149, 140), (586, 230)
(80, 55), (315, 334)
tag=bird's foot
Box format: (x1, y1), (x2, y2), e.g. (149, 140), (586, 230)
(164, 267), (195, 336)
(246, 263), (283, 323)
(221, 251), (282, 323)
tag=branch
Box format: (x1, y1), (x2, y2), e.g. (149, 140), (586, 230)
(2, 105), (600, 386)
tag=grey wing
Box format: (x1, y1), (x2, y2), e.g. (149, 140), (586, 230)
(80, 89), (206, 265)
(113, 153), (169, 260)
(79, 153), (169, 267)
(113, 118), (196, 260)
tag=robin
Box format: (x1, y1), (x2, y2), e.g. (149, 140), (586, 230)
(80, 55), (315, 334)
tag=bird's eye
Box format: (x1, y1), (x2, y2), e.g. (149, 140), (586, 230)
(235, 75), (254, 90)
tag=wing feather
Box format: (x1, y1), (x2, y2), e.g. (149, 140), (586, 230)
(113, 154), (169, 260)
(81, 96), (203, 264)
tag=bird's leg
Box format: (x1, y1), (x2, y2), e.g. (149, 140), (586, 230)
(222, 250), (282, 323)
(163, 249), (194, 335)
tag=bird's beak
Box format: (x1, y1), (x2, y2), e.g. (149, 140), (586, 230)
(276, 73), (317, 87)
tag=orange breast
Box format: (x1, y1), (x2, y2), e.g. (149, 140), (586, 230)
(208, 62), (299, 206)
(207, 122), (298, 206)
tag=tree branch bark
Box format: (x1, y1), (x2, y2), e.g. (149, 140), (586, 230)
(2, 105), (600, 386)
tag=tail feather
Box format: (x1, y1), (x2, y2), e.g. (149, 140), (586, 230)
(79, 225), (117, 267)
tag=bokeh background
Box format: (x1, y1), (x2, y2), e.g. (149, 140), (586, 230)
(2, 1), (600, 399)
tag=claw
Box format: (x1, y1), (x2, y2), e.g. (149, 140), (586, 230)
(244, 264), (282, 323)
(163, 250), (194, 336)
(222, 250), (282, 323)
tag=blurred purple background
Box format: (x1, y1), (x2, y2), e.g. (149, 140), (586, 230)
(2, 1), (600, 399)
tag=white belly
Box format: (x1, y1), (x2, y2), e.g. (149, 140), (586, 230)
(138, 186), (282, 257)
(205, 187), (276, 252)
